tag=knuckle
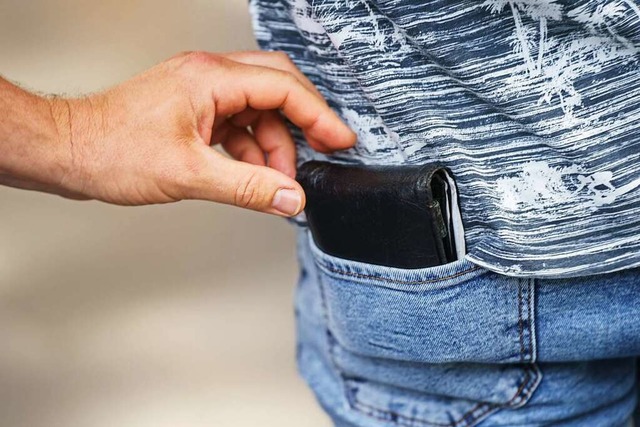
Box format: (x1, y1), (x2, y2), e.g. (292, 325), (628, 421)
(170, 51), (228, 88)
(234, 171), (264, 209)
(274, 51), (292, 64)
(185, 51), (209, 63)
(280, 70), (298, 85)
(179, 51), (225, 69)
(174, 50), (195, 59)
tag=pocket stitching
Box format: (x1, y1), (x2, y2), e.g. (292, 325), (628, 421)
(342, 364), (540, 427)
(317, 261), (484, 286)
(345, 379), (496, 427)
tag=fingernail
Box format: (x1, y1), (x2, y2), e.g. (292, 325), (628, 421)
(272, 189), (302, 216)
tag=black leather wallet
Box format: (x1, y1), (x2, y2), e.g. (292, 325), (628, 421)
(296, 161), (464, 269)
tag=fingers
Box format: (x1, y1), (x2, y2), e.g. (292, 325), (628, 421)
(183, 145), (305, 217)
(220, 51), (326, 101)
(229, 107), (261, 128)
(251, 110), (297, 178)
(215, 111), (296, 178)
(220, 127), (266, 166)
(208, 58), (356, 152)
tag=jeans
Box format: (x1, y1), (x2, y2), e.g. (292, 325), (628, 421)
(294, 227), (640, 427)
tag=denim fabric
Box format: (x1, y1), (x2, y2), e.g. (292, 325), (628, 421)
(295, 227), (640, 427)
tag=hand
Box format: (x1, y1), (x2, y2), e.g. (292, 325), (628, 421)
(0, 51), (356, 216)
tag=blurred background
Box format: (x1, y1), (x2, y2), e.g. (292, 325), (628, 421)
(0, 1), (330, 426)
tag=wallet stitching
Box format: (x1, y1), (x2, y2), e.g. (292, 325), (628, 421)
(317, 263), (483, 285)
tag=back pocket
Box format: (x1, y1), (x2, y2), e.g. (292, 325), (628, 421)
(307, 232), (541, 427)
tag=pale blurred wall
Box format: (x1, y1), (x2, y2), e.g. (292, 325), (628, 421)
(0, 1), (330, 426)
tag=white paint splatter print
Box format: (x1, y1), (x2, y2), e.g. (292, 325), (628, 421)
(485, 0), (638, 123)
(290, 0), (326, 35)
(496, 161), (583, 211)
(482, 0), (564, 76)
(576, 172), (640, 207)
(497, 161), (640, 212)
(340, 108), (407, 161)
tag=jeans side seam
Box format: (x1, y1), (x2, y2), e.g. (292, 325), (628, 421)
(517, 277), (537, 363)
(528, 278), (538, 363)
(525, 278), (533, 363)
(518, 280), (526, 363)
(507, 278), (542, 409)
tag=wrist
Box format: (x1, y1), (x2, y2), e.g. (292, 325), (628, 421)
(47, 95), (104, 195)
(46, 96), (74, 183)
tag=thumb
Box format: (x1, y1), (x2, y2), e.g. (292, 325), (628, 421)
(185, 146), (306, 216)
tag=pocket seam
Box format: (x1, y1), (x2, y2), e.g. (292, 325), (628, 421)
(341, 364), (541, 427)
(346, 389), (496, 427)
(308, 230), (486, 288)
(317, 261), (484, 286)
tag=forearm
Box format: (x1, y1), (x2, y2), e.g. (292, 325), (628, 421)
(0, 52), (354, 212)
(0, 78), (73, 188)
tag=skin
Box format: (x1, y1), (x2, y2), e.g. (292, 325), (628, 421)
(0, 51), (356, 216)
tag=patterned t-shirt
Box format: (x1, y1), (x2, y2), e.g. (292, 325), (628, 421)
(249, 0), (640, 278)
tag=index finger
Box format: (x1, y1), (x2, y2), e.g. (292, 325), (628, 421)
(211, 60), (356, 152)
(220, 51), (326, 101)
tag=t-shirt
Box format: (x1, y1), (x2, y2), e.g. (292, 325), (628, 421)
(249, 0), (640, 278)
